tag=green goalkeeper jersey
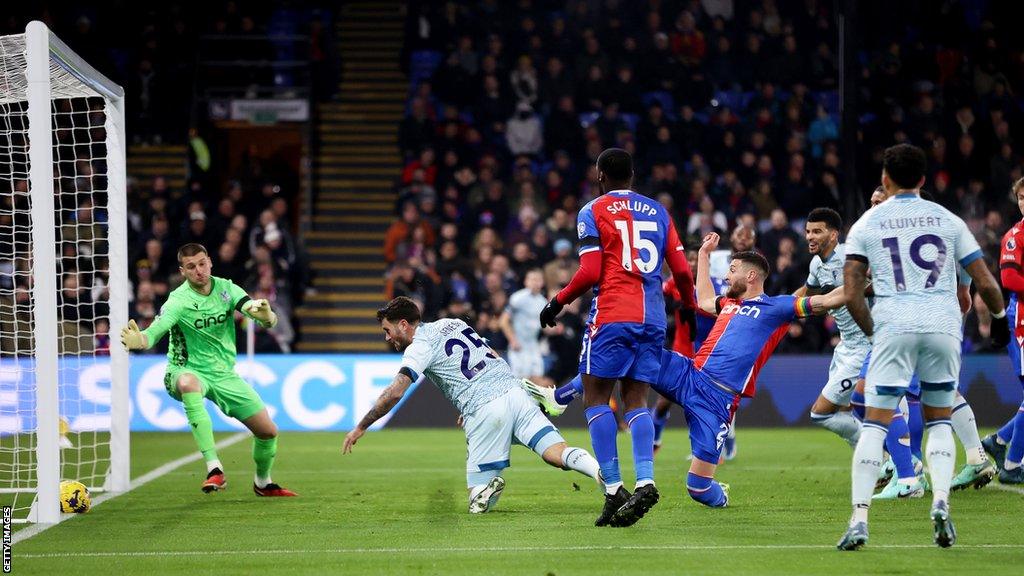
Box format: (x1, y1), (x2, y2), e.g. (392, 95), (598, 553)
(142, 276), (251, 375)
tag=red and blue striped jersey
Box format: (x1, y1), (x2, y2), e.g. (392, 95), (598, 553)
(694, 294), (813, 397)
(576, 190), (685, 327)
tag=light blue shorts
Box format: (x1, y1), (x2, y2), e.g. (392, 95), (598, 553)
(463, 386), (563, 487)
(865, 333), (960, 409)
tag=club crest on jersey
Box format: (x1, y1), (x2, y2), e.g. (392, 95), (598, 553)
(220, 289), (230, 303)
(577, 222), (587, 239)
(1008, 238), (1017, 251)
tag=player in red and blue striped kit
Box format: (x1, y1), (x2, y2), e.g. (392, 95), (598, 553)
(527, 231), (845, 507)
(539, 148), (696, 527)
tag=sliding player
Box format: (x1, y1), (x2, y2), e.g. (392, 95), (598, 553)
(344, 297), (601, 515)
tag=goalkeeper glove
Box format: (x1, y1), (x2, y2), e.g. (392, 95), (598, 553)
(120, 319), (148, 351)
(539, 296), (564, 328)
(244, 298), (278, 328)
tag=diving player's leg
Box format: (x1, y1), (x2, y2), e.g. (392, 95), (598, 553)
(681, 376), (733, 509)
(464, 395), (514, 514)
(165, 368), (222, 493)
(811, 344), (866, 448)
(873, 407), (924, 500)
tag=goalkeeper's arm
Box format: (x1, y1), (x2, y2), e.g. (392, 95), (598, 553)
(241, 298), (278, 328)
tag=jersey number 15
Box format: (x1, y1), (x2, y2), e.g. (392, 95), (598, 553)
(614, 220), (660, 273)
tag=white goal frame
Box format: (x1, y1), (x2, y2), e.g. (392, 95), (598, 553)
(23, 20), (129, 524)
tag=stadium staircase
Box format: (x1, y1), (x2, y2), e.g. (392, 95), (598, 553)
(126, 144), (188, 196)
(296, 0), (405, 352)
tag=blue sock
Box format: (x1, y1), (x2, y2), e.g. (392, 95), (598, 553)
(625, 408), (655, 484)
(585, 405), (620, 490)
(555, 375), (584, 406)
(651, 407), (669, 445)
(1008, 403), (1024, 464)
(906, 397), (924, 460)
(886, 414), (916, 479)
(998, 417), (1015, 444)
(851, 390), (865, 421)
(686, 472), (727, 507)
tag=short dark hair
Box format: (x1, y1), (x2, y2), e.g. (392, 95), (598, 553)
(732, 250), (770, 277)
(882, 144), (927, 190)
(597, 148), (633, 183)
(177, 243), (208, 263)
(377, 296), (422, 324)
(807, 207), (842, 231)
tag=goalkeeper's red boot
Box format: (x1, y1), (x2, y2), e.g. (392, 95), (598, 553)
(253, 482), (298, 497)
(202, 468), (226, 493)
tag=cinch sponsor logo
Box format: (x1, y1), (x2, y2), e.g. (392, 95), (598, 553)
(720, 303), (761, 318)
(193, 312), (231, 329)
(605, 199), (658, 216)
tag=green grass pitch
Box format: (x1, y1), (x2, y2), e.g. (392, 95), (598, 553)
(12, 428), (1024, 575)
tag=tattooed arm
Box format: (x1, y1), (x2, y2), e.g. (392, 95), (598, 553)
(342, 371), (414, 454)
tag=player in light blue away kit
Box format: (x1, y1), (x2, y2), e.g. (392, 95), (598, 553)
(837, 144), (1009, 550)
(343, 297), (601, 514)
(799, 207), (872, 449)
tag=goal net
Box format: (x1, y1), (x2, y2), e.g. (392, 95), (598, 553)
(0, 21), (128, 524)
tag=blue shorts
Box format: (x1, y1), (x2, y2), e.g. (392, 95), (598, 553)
(578, 322), (665, 384)
(1007, 297), (1024, 379)
(860, 351), (921, 398)
(649, 352), (739, 464)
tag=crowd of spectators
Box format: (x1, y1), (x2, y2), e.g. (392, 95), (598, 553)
(389, 0), (1024, 364)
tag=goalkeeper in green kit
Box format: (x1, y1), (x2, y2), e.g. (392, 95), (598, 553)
(120, 243), (297, 497)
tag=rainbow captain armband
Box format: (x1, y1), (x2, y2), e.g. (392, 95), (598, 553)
(794, 297), (813, 318)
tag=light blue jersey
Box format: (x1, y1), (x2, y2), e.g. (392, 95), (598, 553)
(807, 243), (870, 348)
(845, 193), (983, 340)
(507, 288), (547, 351)
(400, 318), (516, 416)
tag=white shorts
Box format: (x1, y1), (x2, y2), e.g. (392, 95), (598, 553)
(820, 341), (871, 406)
(463, 386), (563, 487)
(508, 347), (544, 378)
(865, 333), (961, 409)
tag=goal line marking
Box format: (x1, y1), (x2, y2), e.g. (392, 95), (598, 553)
(11, 432), (249, 545)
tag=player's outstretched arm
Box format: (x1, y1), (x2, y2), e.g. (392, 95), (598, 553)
(242, 298), (278, 328)
(695, 233), (720, 315)
(808, 286), (846, 314)
(842, 258), (873, 337)
(965, 258), (1010, 347)
(343, 371), (414, 453)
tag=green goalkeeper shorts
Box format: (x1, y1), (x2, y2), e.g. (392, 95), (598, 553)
(163, 365), (266, 422)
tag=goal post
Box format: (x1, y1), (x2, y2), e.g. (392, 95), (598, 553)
(0, 21), (128, 524)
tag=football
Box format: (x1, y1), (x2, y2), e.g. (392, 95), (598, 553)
(59, 480), (91, 514)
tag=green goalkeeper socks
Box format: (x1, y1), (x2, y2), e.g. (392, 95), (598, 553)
(253, 436), (277, 480)
(182, 392), (218, 463)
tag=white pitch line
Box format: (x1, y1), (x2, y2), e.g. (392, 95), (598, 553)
(990, 483), (1024, 496)
(12, 432), (249, 545)
(16, 543), (1024, 559)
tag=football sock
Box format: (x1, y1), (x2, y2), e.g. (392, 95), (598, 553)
(561, 446), (600, 481)
(585, 405), (621, 494)
(1006, 403), (1024, 467)
(253, 436), (277, 482)
(651, 406), (669, 446)
(206, 460), (223, 474)
(851, 422), (887, 518)
(624, 408), (655, 486)
(555, 375), (584, 406)
(996, 419), (1013, 444)
(950, 395), (987, 465)
(810, 410), (860, 447)
(926, 419), (955, 504)
(686, 473), (727, 508)
(886, 414), (916, 480)
(850, 390), (865, 421)
(182, 392), (218, 463)
(906, 396), (924, 460)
